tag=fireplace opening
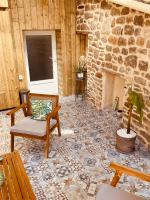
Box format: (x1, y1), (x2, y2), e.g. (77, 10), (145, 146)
(102, 71), (125, 110)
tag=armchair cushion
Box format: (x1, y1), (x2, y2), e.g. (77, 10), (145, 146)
(96, 184), (143, 200)
(10, 117), (56, 137)
(31, 99), (53, 121)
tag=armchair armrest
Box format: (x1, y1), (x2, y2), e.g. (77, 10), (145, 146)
(46, 105), (61, 121)
(45, 105), (61, 135)
(7, 103), (27, 126)
(7, 103), (27, 116)
(110, 162), (150, 187)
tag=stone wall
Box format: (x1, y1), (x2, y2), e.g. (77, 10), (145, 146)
(76, 0), (150, 148)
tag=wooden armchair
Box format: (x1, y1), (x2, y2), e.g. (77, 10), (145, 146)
(7, 93), (61, 158)
(96, 162), (150, 200)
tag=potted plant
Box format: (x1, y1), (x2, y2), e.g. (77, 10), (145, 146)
(76, 55), (87, 79)
(116, 89), (145, 153)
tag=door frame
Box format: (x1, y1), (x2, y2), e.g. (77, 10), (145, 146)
(24, 30), (58, 92)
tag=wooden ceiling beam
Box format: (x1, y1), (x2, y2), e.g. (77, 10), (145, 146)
(107, 0), (150, 14)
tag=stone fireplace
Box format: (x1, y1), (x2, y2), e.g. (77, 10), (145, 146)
(101, 69), (125, 110)
(76, 0), (150, 149)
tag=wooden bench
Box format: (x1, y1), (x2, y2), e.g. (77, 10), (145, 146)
(0, 150), (36, 200)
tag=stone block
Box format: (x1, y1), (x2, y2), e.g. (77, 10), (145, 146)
(145, 20), (150, 26)
(112, 26), (122, 35)
(108, 35), (118, 45)
(129, 47), (136, 53)
(94, 50), (99, 59)
(146, 40), (150, 48)
(124, 25), (134, 35)
(119, 67), (125, 73)
(101, 0), (111, 9)
(111, 7), (120, 16)
(128, 37), (135, 45)
(122, 48), (128, 55)
(134, 76), (146, 85)
(113, 47), (120, 53)
(85, 4), (91, 11)
(121, 7), (129, 15)
(140, 130), (150, 141)
(90, 21), (97, 30)
(80, 18), (84, 23)
(134, 15), (144, 26)
(105, 62), (112, 68)
(112, 65), (118, 71)
(112, 54), (117, 61)
(145, 99), (150, 106)
(139, 60), (148, 71)
(134, 71), (139, 75)
(136, 37), (145, 46)
(118, 55), (123, 64)
(77, 25), (81, 30)
(145, 13), (150, 18)
(125, 55), (137, 68)
(101, 21), (111, 34)
(132, 113), (140, 121)
(105, 53), (112, 61)
(106, 45), (112, 51)
(116, 16), (125, 24)
(96, 60), (101, 65)
(111, 18), (115, 27)
(145, 73), (150, 80)
(95, 31), (100, 40)
(147, 114), (150, 119)
(134, 28), (141, 36)
(85, 12), (93, 19)
(126, 16), (133, 23)
(118, 37), (127, 46)
(95, 72), (102, 78)
(138, 49), (147, 55)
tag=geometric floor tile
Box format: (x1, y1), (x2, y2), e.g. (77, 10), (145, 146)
(0, 96), (150, 199)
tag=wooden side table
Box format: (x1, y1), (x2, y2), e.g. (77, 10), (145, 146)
(0, 151), (36, 200)
(75, 71), (87, 101)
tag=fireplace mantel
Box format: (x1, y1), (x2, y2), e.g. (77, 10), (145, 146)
(99, 68), (125, 78)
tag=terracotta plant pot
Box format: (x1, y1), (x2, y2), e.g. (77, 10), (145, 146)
(116, 128), (136, 153)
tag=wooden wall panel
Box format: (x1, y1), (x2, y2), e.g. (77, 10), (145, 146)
(56, 30), (63, 96)
(43, 0), (49, 29)
(0, 10), (19, 110)
(8, 0), (82, 96)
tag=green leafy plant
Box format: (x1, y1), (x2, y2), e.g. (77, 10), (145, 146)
(76, 55), (87, 73)
(127, 89), (145, 134)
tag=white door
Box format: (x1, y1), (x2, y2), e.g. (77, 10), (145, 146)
(24, 31), (58, 94)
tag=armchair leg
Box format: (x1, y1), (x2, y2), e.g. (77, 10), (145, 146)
(57, 116), (61, 137)
(11, 134), (14, 152)
(111, 171), (122, 187)
(45, 134), (50, 159)
(58, 125), (61, 137)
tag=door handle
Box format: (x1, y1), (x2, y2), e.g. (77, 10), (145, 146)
(49, 57), (57, 62)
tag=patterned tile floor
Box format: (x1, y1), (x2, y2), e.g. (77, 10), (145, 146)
(0, 96), (150, 199)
